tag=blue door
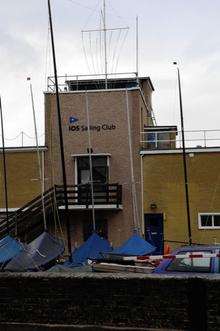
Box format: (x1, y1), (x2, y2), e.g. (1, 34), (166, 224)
(144, 213), (164, 254)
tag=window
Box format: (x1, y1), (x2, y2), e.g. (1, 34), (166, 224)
(166, 251), (211, 273)
(198, 213), (220, 229)
(145, 132), (172, 150)
(77, 156), (108, 185)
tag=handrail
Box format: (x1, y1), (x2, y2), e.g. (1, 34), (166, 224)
(0, 183), (122, 240)
(141, 129), (220, 149)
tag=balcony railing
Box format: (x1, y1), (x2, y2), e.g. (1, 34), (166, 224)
(55, 183), (122, 209)
(141, 129), (220, 150)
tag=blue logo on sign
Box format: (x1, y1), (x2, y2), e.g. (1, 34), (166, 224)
(69, 117), (78, 124)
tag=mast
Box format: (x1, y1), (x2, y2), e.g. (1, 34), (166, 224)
(136, 16), (139, 78)
(103, 0), (108, 89)
(85, 92), (96, 231)
(0, 97), (9, 234)
(28, 78), (47, 231)
(173, 62), (192, 245)
(47, 0), (72, 260)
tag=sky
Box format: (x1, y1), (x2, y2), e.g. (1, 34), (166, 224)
(1, 0), (220, 147)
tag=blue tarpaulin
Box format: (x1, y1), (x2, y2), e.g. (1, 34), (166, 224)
(110, 233), (156, 256)
(5, 232), (64, 272)
(65, 233), (112, 267)
(0, 235), (23, 265)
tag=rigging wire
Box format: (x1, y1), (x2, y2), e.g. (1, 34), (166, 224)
(110, 29), (122, 73)
(89, 32), (97, 74)
(82, 32), (91, 74)
(82, 0), (100, 30)
(114, 28), (129, 73)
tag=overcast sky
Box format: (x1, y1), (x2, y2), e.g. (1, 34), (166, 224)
(1, 0), (220, 147)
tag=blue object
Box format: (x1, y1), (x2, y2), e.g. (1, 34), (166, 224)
(154, 245), (220, 274)
(0, 235), (23, 265)
(110, 233), (156, 256)
(5, 232), (64, 272)
(65, 233), (112, 267)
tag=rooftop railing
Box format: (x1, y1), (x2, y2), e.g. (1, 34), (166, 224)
(140, 129), (220, 150)
(47, 72), (138, 92)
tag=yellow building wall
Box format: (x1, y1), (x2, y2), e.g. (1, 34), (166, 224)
(143, 152), (220, 249)
(0, 151), (42, 209)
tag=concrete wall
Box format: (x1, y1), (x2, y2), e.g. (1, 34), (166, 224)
(143, 151), (220, 248)
(0, 273), (219, 331)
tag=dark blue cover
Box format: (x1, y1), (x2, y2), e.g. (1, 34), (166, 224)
(5, 232), (64, 272)
(65, 233), (112, 267)
(0, 235), (23, 265)
(110, 233), (156, 256)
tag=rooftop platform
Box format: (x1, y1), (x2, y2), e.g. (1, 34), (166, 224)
(47, 72), (154, 92)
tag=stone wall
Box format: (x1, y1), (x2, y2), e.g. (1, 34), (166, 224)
(0, 273), (219, 331)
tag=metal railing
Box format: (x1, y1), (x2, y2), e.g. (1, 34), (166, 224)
(47, 72), (138, 92)
(140, 129), (220, 150)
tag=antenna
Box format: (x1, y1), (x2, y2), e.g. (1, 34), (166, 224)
(82, 1), (129, 89)
(136, 16), (139, 78)
(103, 0), (108, 89)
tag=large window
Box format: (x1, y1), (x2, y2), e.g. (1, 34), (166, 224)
(198, 213), (220, 229)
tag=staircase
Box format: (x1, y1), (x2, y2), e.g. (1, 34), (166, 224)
(0, 187), (57, 242)
(0, 183), (122, 242)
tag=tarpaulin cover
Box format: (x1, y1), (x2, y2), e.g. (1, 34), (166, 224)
(110, 233), (156, 256)
(65, 232), (112, 267)
(5, 232), (64, 272)
(0, 235), (23, 265)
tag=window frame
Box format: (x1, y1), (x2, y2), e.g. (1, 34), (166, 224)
(198, 213), (220, 230)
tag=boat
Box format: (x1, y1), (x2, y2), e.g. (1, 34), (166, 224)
(4, 232), (64, 272)
(64, 232), (112, 268)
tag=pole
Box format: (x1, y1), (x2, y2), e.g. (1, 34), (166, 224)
(0, 97), (9, 233)
(48, 0), (72, 261)
(85, 92), (96, 231)
(173, 62), (192, 245)
(136, 16), (139, 78)
(28, 78), (47, 231)
(21, 131), (24, 147)
(103, 0), (108, 89)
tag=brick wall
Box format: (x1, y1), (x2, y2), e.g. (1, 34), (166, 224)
(0, 273), (219, 331)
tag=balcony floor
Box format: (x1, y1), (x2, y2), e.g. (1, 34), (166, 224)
(58, 204), (123, 210)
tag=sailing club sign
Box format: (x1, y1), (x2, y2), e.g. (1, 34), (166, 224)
(68, 117), (116, 132)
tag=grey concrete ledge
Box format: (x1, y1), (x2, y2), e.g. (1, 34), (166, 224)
(0, 323), (184, 331)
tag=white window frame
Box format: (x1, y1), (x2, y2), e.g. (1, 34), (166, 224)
(198, 213), (220, 229)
